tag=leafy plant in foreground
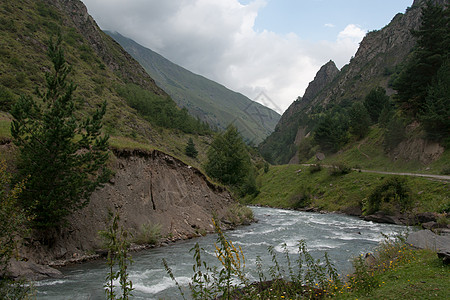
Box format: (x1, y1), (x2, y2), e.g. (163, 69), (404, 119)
(0, 160), (35, 298)
(99, 211), (133, 300)
(165, 220), (345, 299)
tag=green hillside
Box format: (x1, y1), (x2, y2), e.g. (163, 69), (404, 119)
(0, 0), (215, 169)
(246, 163), (449, 215)
(106, 31), (281, 145)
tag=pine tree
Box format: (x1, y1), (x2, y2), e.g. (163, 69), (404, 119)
(394, 1), (450, 117)
(205, 125), (257, 195)
(185, 138), (198, 158)
(313, 113), (349, 153)
(363, 87), (390, 123)
(349, 102), (371, 139)
(420, 58), (450, 144)
(10, 36), (111, 230)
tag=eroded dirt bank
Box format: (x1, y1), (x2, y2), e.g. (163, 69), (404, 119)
(19, 149), (240, 268)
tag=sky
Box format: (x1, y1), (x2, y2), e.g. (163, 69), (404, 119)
(81, 0), (413, 113)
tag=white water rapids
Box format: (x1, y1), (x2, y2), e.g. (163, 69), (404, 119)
(35, 206), (409, 299)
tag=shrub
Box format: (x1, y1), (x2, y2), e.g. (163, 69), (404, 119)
(134, 222), (162, 245)
(224, 204), (254, 226)
(438, 202), (450, 214)
(308, 164), (322, 174)
(298, 137), (314, 162)
(289, 185), (312, 209)
(383, 117), (406, 151)
(99, 211), (134, 299)
(329, 163), (352, 176)
(364, 177), (412, 215)
(441, 165), (450, 175)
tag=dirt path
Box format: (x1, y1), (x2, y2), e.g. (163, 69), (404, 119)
(300, 164), (450, 181)
(357, 137), (371, 159)
(356, 169), (450, 181)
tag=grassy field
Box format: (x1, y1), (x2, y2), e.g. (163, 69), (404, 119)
(304, 126), (450, 175)
(245, 164), (449, 215)
(338, 249), (449, 299)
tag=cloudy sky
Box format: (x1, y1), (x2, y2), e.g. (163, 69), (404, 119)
(81, 0), (412, 113)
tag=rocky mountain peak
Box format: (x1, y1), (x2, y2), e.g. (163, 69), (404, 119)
(259, 0), (441, 165)
(302, 60), (339, 103)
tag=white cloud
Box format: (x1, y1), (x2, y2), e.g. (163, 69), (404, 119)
(81, 0), (364, 112)
(324, 23), (335, 28)
(338, 24), (367, 42)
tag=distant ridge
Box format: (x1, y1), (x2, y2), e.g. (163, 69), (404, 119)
(106, 31), (281, 144)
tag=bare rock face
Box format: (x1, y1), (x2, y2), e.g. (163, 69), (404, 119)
(391, 138), (444, 164)
(22, 150), (237, 265)
(302, 60), (339, 103)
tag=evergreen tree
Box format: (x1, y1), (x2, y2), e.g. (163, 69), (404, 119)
(378, 102), (394, 129)
(383, 116), (406, 152)
(10, 36), (111, 230)
(420, 58), (450, 144)
(393, 1), (450, 117)
(185, 138), (198, 158)
(349, 102), (371, 139)
(313, 113), (349, 153)
(363, 87), (390, 123)
(205, 125), (256, 195)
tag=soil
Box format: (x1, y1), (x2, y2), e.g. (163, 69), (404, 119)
(18, 149), (243, 267)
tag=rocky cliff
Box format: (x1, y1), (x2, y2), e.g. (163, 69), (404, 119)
(259, 0), (445, 164)
(20, 149), (241, 267)
(258, 61), (339, 164)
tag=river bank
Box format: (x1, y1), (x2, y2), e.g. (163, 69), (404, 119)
(7, 148), (254, 281)
(246, 164), (449, 228)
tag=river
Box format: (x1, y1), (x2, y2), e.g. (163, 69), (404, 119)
(35, 207), (408, 299)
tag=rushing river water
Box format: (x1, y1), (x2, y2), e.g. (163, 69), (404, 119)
(36, 207), (409, 299)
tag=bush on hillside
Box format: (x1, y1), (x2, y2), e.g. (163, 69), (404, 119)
(308, 164), (322, 174)
(329, 163), (352, 176)
(364, 177), (412, 215)
(289, 185), (312, 209)
(298, 137), (314, 163)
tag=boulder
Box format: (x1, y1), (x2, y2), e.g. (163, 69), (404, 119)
(422, 221), (439, 230)
(7, 260), (63, 281)
(315, 152), (325, 161)
(406, 230), (450, 264)
(363, 212), (402, 225)
(437, 250), (450, 265)
(415, 212), (437, 224)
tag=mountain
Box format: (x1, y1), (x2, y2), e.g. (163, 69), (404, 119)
(0, 0), (253, 273)
(259, 61), (340, 164)
(259, 0), (445, 165)
(106, 31), (281, 144)
(0, 0), (217, 165)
